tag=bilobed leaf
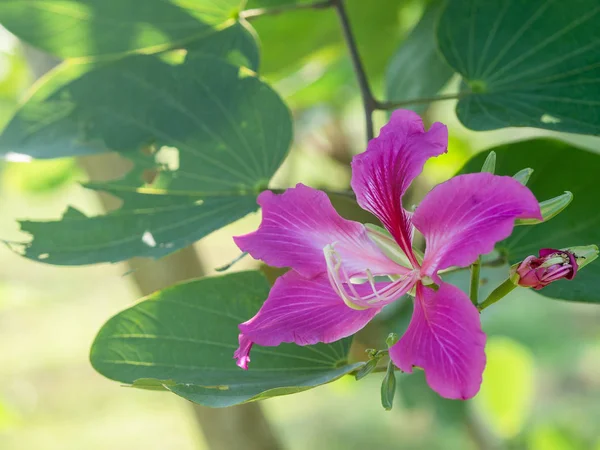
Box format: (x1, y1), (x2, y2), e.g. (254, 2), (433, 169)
(438, 0), (600, 135)
(0, 23), (261, 159)
(90, 271), (362, 408)
(0, 0), (244, 58)
(5, 30), (291, 265)
(461, 139), (600, 303)
(385, 1), (454, 113)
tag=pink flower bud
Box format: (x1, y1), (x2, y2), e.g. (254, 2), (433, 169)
(515, 248), (578, 290)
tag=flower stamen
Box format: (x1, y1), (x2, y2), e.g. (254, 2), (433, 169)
(324, 243), (416, 310)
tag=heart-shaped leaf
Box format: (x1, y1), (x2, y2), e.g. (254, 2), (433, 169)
(438, 0), (600, 135)
(4, 26), (291, 265)
(90, 271), (362, 407)
(461, 139), (600, 303)
(0, 0), (244, 58)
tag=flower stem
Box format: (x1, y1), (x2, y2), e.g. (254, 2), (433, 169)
(332, 0), (376, 141)
(469, 257), (481, 306)
(477, 279), (518, 312)
(240, 0), (334, 21)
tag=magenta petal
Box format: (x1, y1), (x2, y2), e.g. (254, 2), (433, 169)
(236, 271), (383, 366)
(389, 283), (486, 400)
(351, 110), (448, 262)
(234, 183), (401, 278)
(234, 334), (253, 370)
(414, 173), (543, 275)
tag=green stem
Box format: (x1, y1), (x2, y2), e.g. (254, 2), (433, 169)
(469, 257), (481, 306)
(477, 279), (518, 312)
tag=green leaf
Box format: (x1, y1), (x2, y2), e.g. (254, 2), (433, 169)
(90, 271), (362, 408)
(0, 0), (244, 58)
(185, 21), (260, 72)
(0, 23), (261, 159)
(385, 1), (454, 113)
(438, 0), (600, 135)
(460, 139), (600, 303)
(5, 39), (290, 265)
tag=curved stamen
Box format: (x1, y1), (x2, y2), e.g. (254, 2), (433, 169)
(324, 243), (417, 310)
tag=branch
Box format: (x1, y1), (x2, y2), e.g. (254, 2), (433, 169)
(240, 0), (334, 21)
(331, 0), (376, 141)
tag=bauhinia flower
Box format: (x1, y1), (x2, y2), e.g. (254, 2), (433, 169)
(233, 110), (542, 400)
(514, 248), (577, 290)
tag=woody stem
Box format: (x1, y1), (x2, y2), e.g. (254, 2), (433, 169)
(332, 0), (376, 141)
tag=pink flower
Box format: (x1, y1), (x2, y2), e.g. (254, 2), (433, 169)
(515, 248), (577, 290)
(233, 110), (542, 400)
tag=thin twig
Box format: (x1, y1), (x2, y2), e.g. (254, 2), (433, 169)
(331, 0), (376, 141)
(375, 92), (468, 110)
(240, 0), (334, 21)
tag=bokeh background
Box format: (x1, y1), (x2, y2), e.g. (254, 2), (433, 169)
(1, 1), (599, 449)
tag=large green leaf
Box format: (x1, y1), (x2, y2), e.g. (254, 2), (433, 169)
(438, 0), (600, 135)
(0, 0), (244, 58)
(6, 35), (291, 265)
(461, 139), (600, 303)
(90, 271), (362, 407)
(385, 1), (454, 114)
(0, 23), (260, 159)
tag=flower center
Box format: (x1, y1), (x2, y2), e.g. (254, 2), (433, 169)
(323, 243), (417, 310)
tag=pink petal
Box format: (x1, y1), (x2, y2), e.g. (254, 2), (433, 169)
(414, 173), (542, 275)
(351, 110), (448, 264)
(234, 184), (403, 278)
(235, 271), (384, 368)
(389, 282), (486, 400)
(234, 334), (253, 370)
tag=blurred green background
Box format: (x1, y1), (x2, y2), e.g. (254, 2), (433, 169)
(1, 3), (599, 448)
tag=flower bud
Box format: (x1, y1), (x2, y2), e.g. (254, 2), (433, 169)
(514, 249), (577, 290)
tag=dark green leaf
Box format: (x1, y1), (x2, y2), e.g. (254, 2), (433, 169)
(0, 23), (261, 159)
(0, 0), (243, 58)
(6, 42), (290, 265)
(438, 0), (600, 135)
(185, 21), (260, 72)
(90, 271), (362, 407)
(461, 139), (600, 303)
(385, 1), (454, 113)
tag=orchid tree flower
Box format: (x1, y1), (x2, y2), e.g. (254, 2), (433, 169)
(233, 110), (542, 400)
